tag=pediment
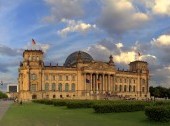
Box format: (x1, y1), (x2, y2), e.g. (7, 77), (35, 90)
(83, 61), (115, 71)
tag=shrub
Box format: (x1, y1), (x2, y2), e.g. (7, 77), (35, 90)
(93, 102), (147, 113)
(145, 106), (170, 122)
(0, 91), (8, 99)
(66, 100), (93, 108)
(53, 100), (70, 106)
(154, 101), (170, 106)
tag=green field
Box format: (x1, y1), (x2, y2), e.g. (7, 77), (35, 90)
(0, 102), (170, 126)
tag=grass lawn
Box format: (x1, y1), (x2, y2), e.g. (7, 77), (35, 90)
(0, 102), (170, 126)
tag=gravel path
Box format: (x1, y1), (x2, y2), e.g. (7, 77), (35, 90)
(0, 100), (13, 120)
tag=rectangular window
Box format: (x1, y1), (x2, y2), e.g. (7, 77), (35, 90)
(59, 75), (62, 81)
(52, 83), (56, 91)
(142, 87), (145, 92)
(45, 75), (48, 80)
(52, 75), (55, 81)
(66, 75), (69, 81)
(120, 78), (122, 83)
(72, 75), (75, 81)
(31, 84), (36, 92)
(45, 84), (49, 91)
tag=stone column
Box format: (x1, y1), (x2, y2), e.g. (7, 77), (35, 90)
(96, 74), (98, 91)
(84, 73), (86, 96)
(90, 73), (93, 94)
(102, 74), (105, 93)
(92, 74), (95, 91)
(108, 74), (110, 92)
(105, 75), (108, 91)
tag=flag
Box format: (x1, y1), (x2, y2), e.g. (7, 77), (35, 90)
(32, 39), (36, 45)
(138, 52), (141, 57)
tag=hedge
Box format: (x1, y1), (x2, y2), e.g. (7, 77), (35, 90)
(145, 106), (170, 122)
(66, 100), (93, 108)
(154, 101), (170, 106)
(93, 102), (148, 113)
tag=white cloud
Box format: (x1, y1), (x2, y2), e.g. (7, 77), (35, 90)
(152, 0), (170, 16)
(141, 54), (157, 64)
(57, 19), (96, 37)
(116, 43), (123, 48)
(40, 43), (50, 53)
(43, 0), (84, 22)
(26, 41), (50, 53)
(114, 51), (136, 64)
(98, 0), (149, 35)
(152, 34), (170, 46)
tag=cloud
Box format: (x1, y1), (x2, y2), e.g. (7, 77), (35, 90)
(43, 0), (84, 22)
(26, 41), (51, 53)
(98, 0), (149, 35)
(86, 39), (137, 64)
(152, 34), (170, 46)
(152, 0), (170, 16)
(85, 39), (169, 87)
(115, 43), (123, 48)
(57, 19), (96, 37)
(0, 44), (22, 56)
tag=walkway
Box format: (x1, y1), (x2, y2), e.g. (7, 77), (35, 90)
(0, 100), (12, 120)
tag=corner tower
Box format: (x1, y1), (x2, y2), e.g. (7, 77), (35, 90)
(21, 50), (44, 68)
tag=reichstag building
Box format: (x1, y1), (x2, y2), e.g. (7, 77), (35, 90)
(18, 49), (150, 101)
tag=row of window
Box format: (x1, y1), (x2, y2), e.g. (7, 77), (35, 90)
(30, 74), (76, 81)
(115, 78), (137, 84)
(115, 78), (146, 85)
(30, 83), (76, 92)
(28, 56), (40, 61)
(45, 75), (76, 81)
(115, 85), (145, 92)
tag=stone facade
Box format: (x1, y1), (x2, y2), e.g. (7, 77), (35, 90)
(18, 50), (150, 101)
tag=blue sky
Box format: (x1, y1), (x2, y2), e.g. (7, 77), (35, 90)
(0, 0), (170, 90)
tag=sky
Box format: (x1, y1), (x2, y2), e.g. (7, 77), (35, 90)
(0, 0), (170, 91)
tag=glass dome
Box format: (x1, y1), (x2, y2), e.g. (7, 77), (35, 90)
(64, 51), (93, 67)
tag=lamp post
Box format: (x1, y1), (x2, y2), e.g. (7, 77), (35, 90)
(0, 80), (3, 91)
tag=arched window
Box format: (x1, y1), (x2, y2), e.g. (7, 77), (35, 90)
(119, 85), (122, 92)
(124, 85), (127, 92)
(142, 87), (145, 92)
(52, 83), (56, 91)
(45, 83), (49, 91)
(133, 86), (135, 92)
(58, 83), (62, 92)
(71, 83), (75, 92)
(115, 85), (118, 91)
(129, 85), (132, 92)
(65, 83), (69, 92)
